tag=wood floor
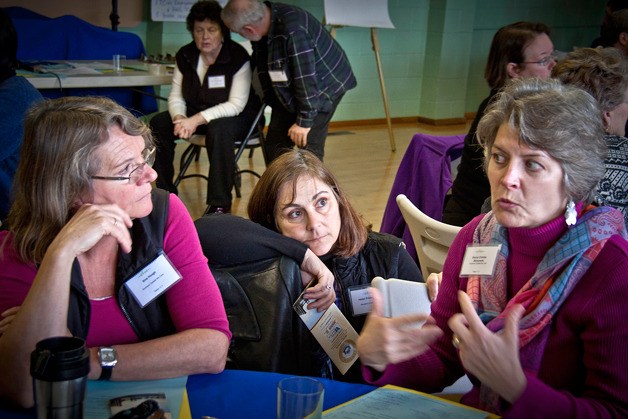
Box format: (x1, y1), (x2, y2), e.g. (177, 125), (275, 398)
(175, 121), (469, 231)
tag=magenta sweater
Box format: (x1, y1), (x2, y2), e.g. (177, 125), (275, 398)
(0, 194), (231, 346)
(364, 213), (628, 418)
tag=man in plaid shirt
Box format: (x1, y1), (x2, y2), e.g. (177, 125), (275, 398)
(222, 0), (357, 162)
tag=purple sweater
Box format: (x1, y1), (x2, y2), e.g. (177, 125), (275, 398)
(364, 213), (628, 417)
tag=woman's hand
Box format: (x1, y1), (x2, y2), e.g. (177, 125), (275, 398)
(173, 114), (204, 140)
(300, 249), (336, 311)
(448, 291), (527, 403)
(357, 288), (443, 372)
(49, 204), (134, 257)
(0, 306), (20, 337)
(426, 272), (442, 302)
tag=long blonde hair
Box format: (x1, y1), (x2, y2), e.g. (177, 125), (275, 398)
(5, 96), (153, 263)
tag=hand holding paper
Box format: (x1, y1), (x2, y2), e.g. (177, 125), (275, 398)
(357, 288), (442, 372)
(299, 249), (336, 311)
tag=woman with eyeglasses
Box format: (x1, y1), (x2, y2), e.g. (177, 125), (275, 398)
(0, 96), (230, 408)
(443, 21), (557, 227)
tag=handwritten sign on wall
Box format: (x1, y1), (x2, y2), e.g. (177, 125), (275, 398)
(151, 0), (227, 22)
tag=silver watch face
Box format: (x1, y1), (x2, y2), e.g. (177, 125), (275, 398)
(99, 347), (117, 367)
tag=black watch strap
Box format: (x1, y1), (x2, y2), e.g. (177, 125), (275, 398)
(99, 365), (113, 381)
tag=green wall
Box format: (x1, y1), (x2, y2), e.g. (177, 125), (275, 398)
(127, 0), (603, 123)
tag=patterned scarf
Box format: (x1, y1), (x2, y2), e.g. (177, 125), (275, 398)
(466, 205), (627, 413)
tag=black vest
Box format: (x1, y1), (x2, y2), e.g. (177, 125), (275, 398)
(66, 189), (176, 341)
(176, 40), (257, 116)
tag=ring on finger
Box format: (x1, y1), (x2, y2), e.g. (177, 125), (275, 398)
(452, 334), (461, 349)
(325, 284), (332, 291)
(113, 218), (118, 226)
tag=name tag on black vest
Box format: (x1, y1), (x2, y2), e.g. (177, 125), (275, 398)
(208, 75), (226, 88)
(125, 252), (182, 307)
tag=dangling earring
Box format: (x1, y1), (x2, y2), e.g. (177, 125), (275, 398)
(565, 199), (577, 226)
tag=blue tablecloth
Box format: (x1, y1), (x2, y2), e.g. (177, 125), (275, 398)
(187, 370), (376, 418)
(0, 370), (376, 419)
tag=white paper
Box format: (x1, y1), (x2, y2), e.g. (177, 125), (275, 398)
(151, 0), (227, 22)
(324, 0), (394, 29)
(293, 293), (359, 375)
(371, 277), (431, 321)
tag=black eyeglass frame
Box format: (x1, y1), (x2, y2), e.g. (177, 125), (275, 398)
(90, 147), (156, 183)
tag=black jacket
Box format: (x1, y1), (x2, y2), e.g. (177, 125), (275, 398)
(195, 214), (422, 382)
(67, 189), (176, 341)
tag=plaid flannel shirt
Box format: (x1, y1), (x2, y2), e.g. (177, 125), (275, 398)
(253, 2), (356, 128)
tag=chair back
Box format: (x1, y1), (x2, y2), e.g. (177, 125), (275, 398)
(396, 194), (461, 278)
(210, 256), (318, 376)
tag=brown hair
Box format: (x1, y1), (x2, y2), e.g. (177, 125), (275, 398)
(6, 96), (153, 263)
(484, 22), (551, 90)
(247, 150), (368, 257)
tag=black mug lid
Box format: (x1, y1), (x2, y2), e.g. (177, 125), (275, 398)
(30, 337), (90, 381)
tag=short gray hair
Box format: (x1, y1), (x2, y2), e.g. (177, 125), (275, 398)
(221, 0), (265, 33)
(477, 78), (607, 205)
(552, 47), (628, 114)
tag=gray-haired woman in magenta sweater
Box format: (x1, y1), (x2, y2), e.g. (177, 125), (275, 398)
(358, 78), (628, 417)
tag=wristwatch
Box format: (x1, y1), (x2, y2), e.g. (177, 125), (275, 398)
(98, 346), (118, 380)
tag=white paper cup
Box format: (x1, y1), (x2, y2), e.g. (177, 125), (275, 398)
(277, 377), (324, 419)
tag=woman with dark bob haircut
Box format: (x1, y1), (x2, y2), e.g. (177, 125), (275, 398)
(0, 96), (230, 408)
(358, 78), (628, 417)
(196, 149), (425, 382)
(150, 0), (260, 214)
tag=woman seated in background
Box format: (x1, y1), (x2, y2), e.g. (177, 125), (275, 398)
(443, 21), (556, 227)
(552, 46), (628, 226)
(357, 78), (628, 417)
(150, 0), (259, 214)
(0, 96), (230, 408)
(196, 149), (426, 382)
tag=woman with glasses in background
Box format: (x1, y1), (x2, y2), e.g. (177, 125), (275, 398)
(0, 96), (230, 408)
(443, 21), (557, 227)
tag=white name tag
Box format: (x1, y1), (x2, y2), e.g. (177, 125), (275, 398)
(208, 75), (226, 88)
(349, 286), (372, 316)
(268, 70), (288, 82)
(124, 253), (182, 307)
(460, 245), (501, 277)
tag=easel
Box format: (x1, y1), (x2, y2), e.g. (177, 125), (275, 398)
(325, 0), (396, 152)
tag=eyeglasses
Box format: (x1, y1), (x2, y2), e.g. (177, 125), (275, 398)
(91, 147), (156, 184)
(520, 51), (557, 67)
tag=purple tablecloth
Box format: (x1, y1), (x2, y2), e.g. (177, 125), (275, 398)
(380, 133), (464, 262)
